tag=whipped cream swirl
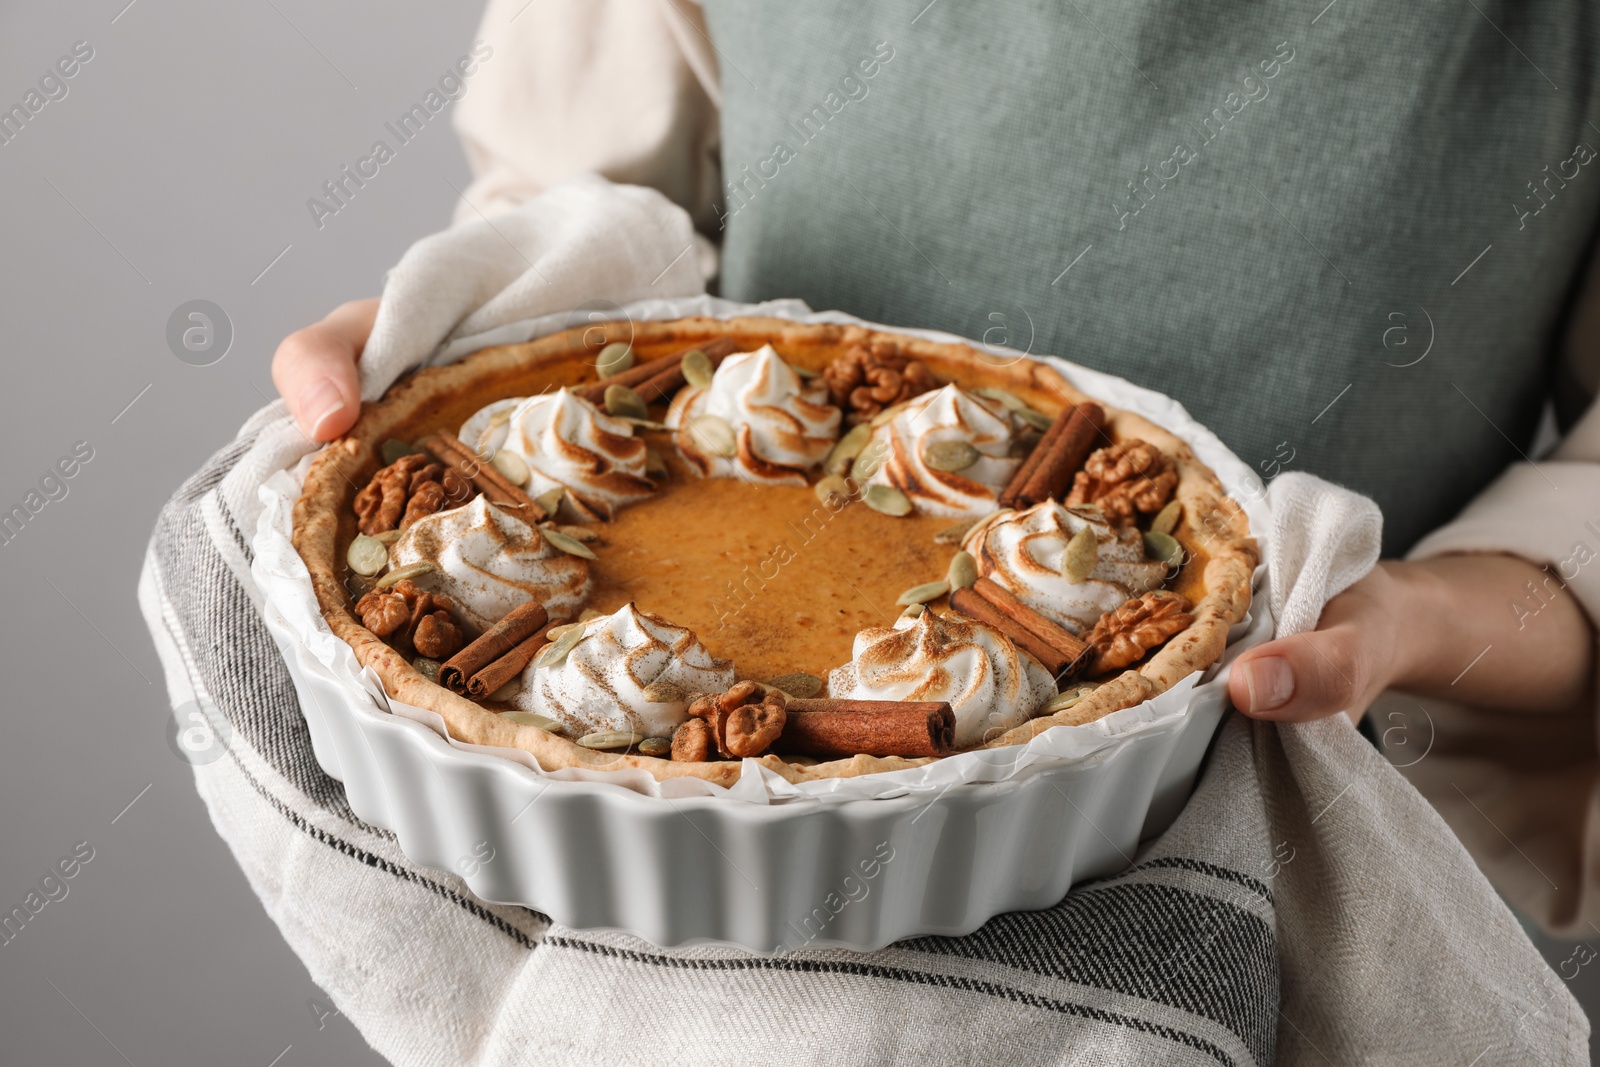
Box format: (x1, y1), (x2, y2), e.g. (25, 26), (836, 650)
(459, 389), (654, 520)
(390, 496), (590, 631)
(514, 603), (734, 738)
(667, 345), (840, 485)
(827, 610), (1055, 748)
(862, 384), (1022, 517)
(963, 500), (1168, 634)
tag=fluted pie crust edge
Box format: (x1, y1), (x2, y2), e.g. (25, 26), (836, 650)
(292, 316), (1258, 786)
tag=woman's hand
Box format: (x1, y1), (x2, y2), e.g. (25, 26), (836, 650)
(1228, 555), (1594, 723)
(270, 298), (380, 442)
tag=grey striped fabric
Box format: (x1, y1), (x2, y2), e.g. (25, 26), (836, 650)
(138, 423), (1584, 1065)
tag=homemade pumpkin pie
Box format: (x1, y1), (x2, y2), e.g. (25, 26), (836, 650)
(292, 317), (1257, 786)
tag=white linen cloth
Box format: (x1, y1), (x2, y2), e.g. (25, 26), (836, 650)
(138, 176), (1585, 1065)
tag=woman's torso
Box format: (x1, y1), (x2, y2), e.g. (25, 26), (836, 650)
(701, 0), (1600, 553)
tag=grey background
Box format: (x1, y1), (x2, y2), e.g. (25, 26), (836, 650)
(1, 1), (477, 1063)
(0, 2), (1596, 1065)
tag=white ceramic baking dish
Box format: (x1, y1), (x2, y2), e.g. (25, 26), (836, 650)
(254, 301), (1273, 953)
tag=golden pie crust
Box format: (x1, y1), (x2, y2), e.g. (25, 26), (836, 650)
(292, 316), (1258, 786)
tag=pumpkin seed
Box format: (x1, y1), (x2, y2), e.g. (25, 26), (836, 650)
(869, 399), (912, 429)
(555, 524), (600, 543)
(578, 730), (645, 751)
(1144, 530), (1184, 569)
(491, 449), (530, 486)
(411, 657), (441, 683)
(864, 483), (911, 517)
(814, 473), (852, 505)
(534, 487), (565, 517)
(642, 679), (686, 703)
(578, 608), (603, 622)
(763, 672), (824, 699)
(790, 363), (819, 379)
(346, 534), (389, 577)
(897, 580), (950, 606)
(374, 560), (434, 589)
(489, 679), (522, 702)
(1150, 500), (1183, 536)
(824, 422), (873, 476)
(645, 446), (668, 478)
(1045, 685), (1098, 714)
(543, 622), (581, 642)
(373, 529), (404, 545)
(923, 439), (980, 472)
(1016, 406), (1053, 432)
(934, 518), (980, 545)
(946, 550), (978, 590)
(688, 414), (737, 457)
(595, 342), (634, 378)
(638, 736), (673, 758)
(541, 526), (597, 560)
(681, 349), (715, 389)
(533, 625), (585, 669)
(853, 438), (890, 479)
(900, 602), (926, 619)
(620, 417), (670, 432)
(604, 384), (649, 420)
(1062, 525), (1099, 584)
(503, 710), (564, 733)
(973, 387), (1027, 412)
(381, 438), (423, 465)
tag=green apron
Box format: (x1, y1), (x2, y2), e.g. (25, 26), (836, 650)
(701, 0), (1600, 554)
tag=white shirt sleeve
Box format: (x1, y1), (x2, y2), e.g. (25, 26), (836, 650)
(450, 0), (721, 231)
(1395, 271), (1600, 933)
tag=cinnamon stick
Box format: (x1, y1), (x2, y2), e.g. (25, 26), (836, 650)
(419, 431), (547, 523)
(778, 698), (954, 758)
(633, 337), (740, 404)
(997, 414), (1060, 509)
(466, 619), (562, 700)
(949, 586), (1084, 678)
(999, 401), (1107, 509)
(971, 578), (1089, 663)
(573, 338), (738, 406)
(439, 600), (549, 695)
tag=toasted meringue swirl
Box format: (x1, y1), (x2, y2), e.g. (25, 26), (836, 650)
(457, 397), (521, 457)
(964, 500), (1168, 634)
(390, 496), (590, 631)
(862, 385), (1022, 518)
(459, 389), (654, 520)
(515, 603), (734, 738)
(667, 345), (841, 486)
(827, 611), (1055, 748)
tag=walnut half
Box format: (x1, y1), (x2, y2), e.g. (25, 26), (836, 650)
(674, 681), (788, 759)
(822, 339), (937, 426)
(1066, 440), (1177, 528)
(1084, 591), (1195, 674)
(355, 579), (466, 660)
(354, 454), (473, 535)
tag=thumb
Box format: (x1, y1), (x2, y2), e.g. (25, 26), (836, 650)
(270, 298), (377, 442)
(1227, 623), (1384, 723)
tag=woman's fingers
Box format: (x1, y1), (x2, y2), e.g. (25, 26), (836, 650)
(1229, 626), (1380, 723)
(270, 298), (380, 442)
(273, 327), (359, 441)
(1227, 569), (1404, 724)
